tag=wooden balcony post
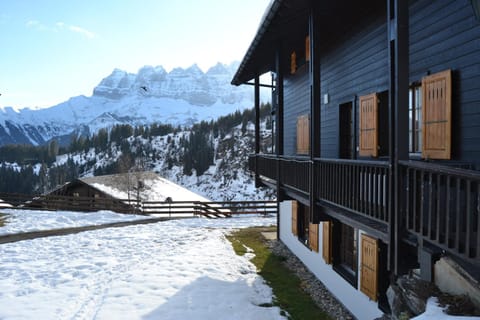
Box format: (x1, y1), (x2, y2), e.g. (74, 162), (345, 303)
(388, 0), (409, 276)
(275, 43), (284, 202)
(254, 76), (261, 188)
(309, 2), (322, 223)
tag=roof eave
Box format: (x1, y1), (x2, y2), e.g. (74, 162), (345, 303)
(231, 0), (284, 86)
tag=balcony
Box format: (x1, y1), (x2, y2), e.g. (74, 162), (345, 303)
(400, 160), (480, 264)
(249, 154), (480, 266)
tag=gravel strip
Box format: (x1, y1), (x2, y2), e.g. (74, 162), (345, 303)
(265, 239), (356, 320)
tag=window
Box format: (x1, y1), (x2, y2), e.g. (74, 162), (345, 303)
(291, 201), (318, 251)
(339, 224), (357, 273)
(333, 222), (358, 286)
(296, 114), (310, 155)
(298, 204), (310, 244)
(409, 85), (422, 153)
(421, 69), (452, 160)
(359, 93), (378, 157)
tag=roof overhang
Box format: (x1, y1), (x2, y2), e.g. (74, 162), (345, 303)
(231, 0), (310, 86)
(231, 0), (386, 86)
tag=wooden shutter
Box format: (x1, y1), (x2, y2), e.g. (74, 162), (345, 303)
(309, 222), (319, 252)
(291, 200), (298, 235)
(305, 36), (310, 62)
(360, 234), (378, 301)
(290, 51), (297, 74)
(296, 114), (310, 154)
(359, 93), (378, 157)
(322, 221), (332, 264)
(422, 69), (452, 160)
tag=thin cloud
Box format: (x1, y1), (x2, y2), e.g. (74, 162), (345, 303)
(26, 20), (48, 30)
(68, 25), (96, 39)
(26, 20), (96, 39)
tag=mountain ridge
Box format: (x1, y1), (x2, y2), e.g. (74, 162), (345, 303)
(0, 61), (266, 147)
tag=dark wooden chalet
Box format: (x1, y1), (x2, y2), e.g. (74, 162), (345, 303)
(44, 173), (148, 213)
(233, 0), (480, 316)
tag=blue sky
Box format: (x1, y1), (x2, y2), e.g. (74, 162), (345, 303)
(0, 0), (270, 110)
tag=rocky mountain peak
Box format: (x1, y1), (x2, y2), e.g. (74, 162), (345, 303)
(0, 61), (269, 147)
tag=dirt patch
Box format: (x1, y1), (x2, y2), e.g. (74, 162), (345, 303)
(0, 217), (176, 244)
(0, 213), (8, 227)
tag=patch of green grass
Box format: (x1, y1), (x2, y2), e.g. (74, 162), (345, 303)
(226, 227), (331, 320)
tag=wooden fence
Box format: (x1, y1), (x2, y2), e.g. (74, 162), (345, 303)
(0, 192), (277, 218)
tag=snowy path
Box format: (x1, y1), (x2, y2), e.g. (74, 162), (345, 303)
(0, 213), (286, 319)
(0, 209), (152, 235)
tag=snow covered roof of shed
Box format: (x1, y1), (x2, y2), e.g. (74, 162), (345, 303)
(80, 172), (210, 202)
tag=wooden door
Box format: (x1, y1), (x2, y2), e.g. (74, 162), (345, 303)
(360, 234), (378, 301)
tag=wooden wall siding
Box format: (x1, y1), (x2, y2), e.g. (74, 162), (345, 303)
(284, 65), (310, 156)
(319, 15), (388, 158)
(410, 0), (480, 167)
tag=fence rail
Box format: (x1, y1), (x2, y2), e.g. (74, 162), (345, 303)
(0, 192), (276, 218)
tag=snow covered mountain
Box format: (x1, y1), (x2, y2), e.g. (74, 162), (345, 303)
(0, 62), (261, 146)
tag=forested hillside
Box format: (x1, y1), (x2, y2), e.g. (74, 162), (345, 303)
(0, 104), (273, 201)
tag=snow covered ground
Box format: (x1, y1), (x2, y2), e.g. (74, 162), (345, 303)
(0, 209), (474, 319)
(0, 209), (286, 319)
(412, 298), (480, 320)
(0, 209), (150, 235)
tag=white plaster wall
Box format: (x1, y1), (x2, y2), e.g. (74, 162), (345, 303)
(279, 201), (383, 320)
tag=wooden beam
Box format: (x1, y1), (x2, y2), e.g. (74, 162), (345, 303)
(254, 76), (261, 188)
(309, 3), (322, 223)
(388, 0), (409, 276)
(275, 43), (285, 203)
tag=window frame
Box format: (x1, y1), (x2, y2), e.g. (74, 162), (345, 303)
(408, 83), (423, 154)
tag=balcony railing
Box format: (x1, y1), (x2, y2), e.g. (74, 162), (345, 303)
(315, 158), (390, 224)
(250, 154), (390, 224)
(400, 161), (480, 263)
(252, 154), (310, 193)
